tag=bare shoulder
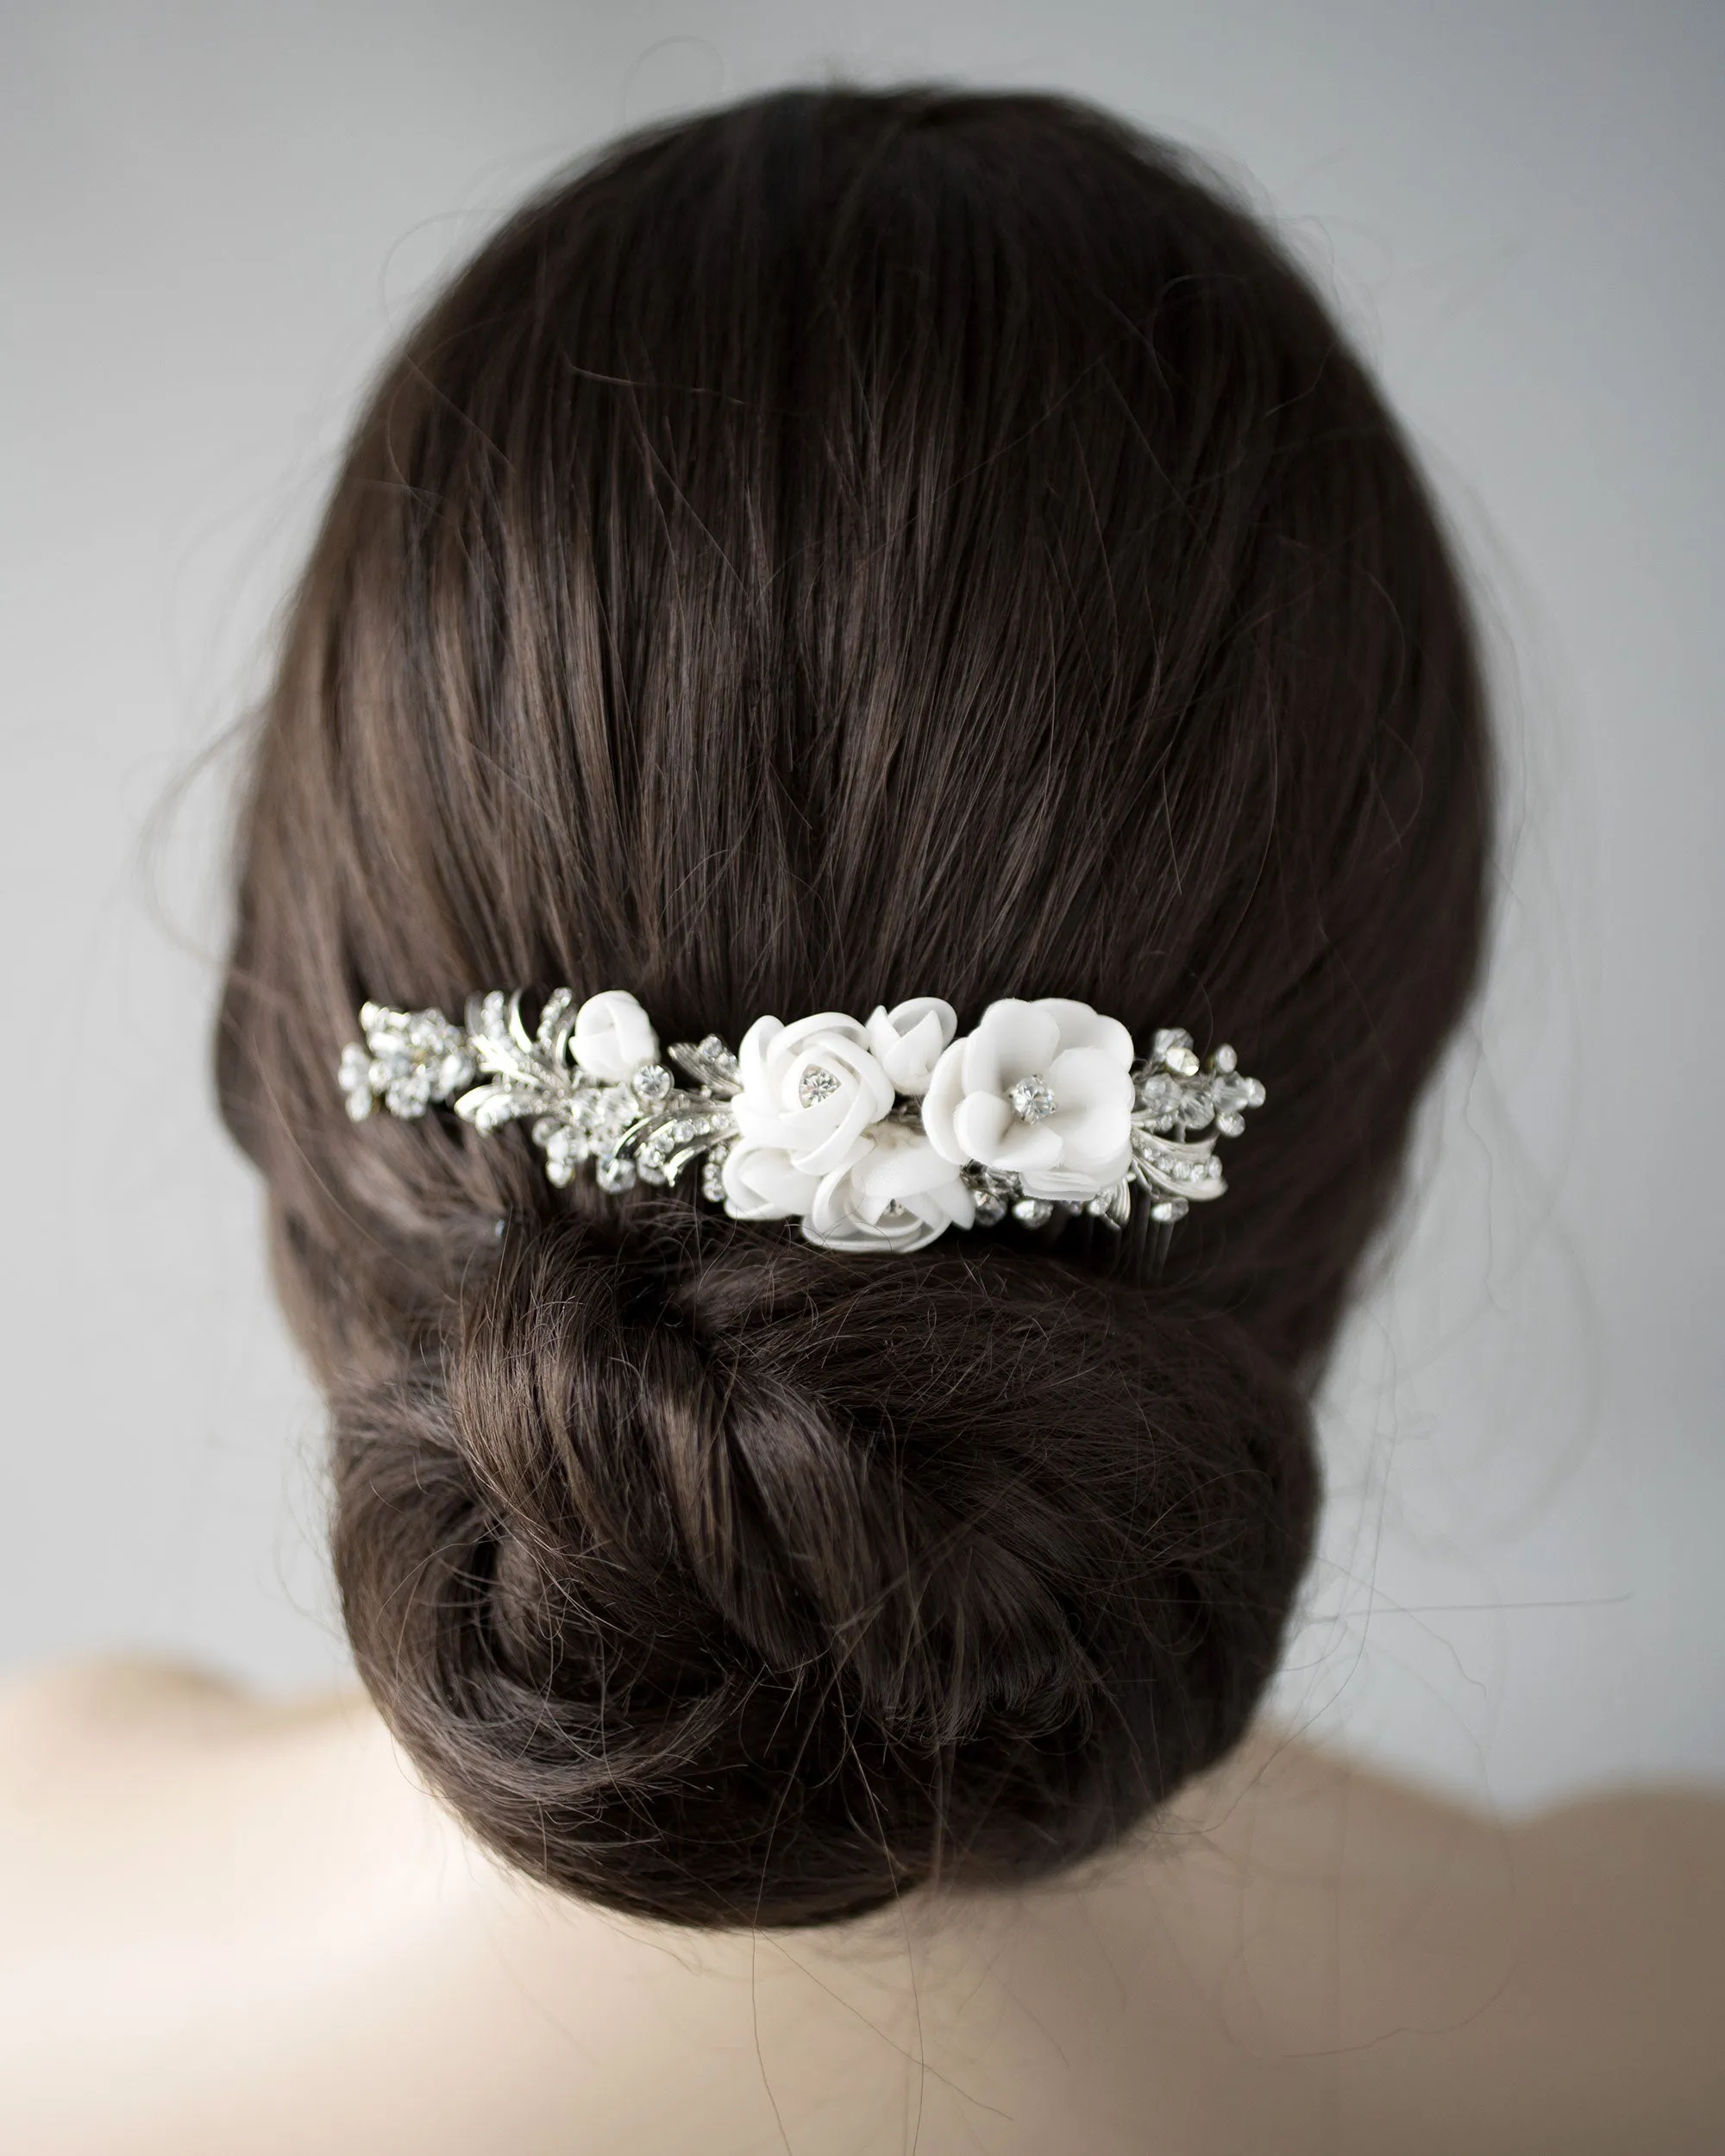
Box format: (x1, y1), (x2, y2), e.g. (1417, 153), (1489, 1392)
(1523, 1777), (1725, 1896)
(1212, 1727), (1725, 1949)
(0, 1656), (262, 1814)
(1186, 1727), (1725, 1991)
(0, 1658), (536, 2156)
(1104, 1730), (1725, 2153)
(0, 1655), (368, 1814)
(0, 1652), (257, 1740)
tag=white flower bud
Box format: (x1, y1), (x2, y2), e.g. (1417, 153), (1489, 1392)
(571, 989), (659, 1082)
(863, 997), (958, 1096)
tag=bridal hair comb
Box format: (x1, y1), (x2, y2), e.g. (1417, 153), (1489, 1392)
(338, 989), (1264, 1255)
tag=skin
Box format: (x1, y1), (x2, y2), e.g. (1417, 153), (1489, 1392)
(0, 1658), (1720, 2155)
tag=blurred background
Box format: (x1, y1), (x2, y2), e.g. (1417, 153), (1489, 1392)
(2, 1), (1720, 1813)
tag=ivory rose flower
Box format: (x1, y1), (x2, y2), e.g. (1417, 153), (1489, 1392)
(571, 989), (659, 1082)
(863, 997), (957, 1096)
(719, 1140), (822, 1223)
(731, 1012), (895, 1175)
(803, 1121), (975, 1253)
(922, 997), (1136, 1200)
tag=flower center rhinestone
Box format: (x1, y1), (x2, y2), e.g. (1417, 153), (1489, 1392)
(1008, 1074), (1057, 1123)
(798, 1063), (841, 1107)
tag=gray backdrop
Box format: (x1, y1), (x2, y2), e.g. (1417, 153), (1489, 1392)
(3, 1), (1720, 1813)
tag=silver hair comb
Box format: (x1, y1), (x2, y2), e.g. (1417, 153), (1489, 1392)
(339, 987), (1264, 1255)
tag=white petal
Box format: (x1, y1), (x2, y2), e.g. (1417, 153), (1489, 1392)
(720, 1140), (819, 1220)
(865, 997), (957, 1095)
(832, 1033), (897, 1117)
(775, 1032), (894, 1174)
(961, 1029), (1007, 1097)
(804, 1162), (965, 1252)
(1051, 1104), (1134, 1167)
(850, 1125), (960, 1200)
(1036, 999), (1134, 1066)
(1045, 1045), (1136, 1115)
(886, 995), (957, 1044)
(735, 1015), (785, 1094)
(792, 1108), (882, 1177)
(975, 1000), (1062, 1078)
(932, 1176), (976, 1233)
(920, 1041), (970, 1164)
(952, 1091), (1015, 1163)
(988, 1116), (1064, 1171)
(804, 1210), (941, 1254)
(775, 1011), (870, 1061)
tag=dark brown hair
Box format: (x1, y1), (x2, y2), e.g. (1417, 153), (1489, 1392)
(218, 88), (1489, 1927)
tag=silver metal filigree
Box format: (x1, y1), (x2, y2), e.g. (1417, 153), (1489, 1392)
(1126, 1030), (1265, 1225)
(339, 989), (745, 1194)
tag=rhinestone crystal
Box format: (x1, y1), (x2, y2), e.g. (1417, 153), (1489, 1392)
(384, 1069), (433, 1119)
(962, 1167), (1019, 1227)
(798, 1063), (841, 1106)
(632, 1063), (674, 1103)
(1210, 1069), (1264, 1138)
(1136, 1071), (1179, 1124)
(337, 1043), (374, 1120)
(1008, 1075), (1057, 1123)
(1012, 1197), (1054, 1226)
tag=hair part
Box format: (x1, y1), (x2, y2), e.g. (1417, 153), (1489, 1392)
(219, 86), (1489, 1927)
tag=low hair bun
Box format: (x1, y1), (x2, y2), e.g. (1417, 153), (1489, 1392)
(332, 1210), (1315, 1927)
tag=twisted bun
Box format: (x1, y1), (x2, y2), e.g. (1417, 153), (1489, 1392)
(221, 91), (1490, 1925)
(335, 1208), (1312, 1923)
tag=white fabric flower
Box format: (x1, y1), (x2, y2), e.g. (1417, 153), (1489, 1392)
(571, 989), (659, 1082)
(804, 1121), (975, 1253)
(863, 997), (957, 1096)
(922, 997), (1136, 1200)
(719, 1139), (821, 1222)
(731, 1012), (895, 1175)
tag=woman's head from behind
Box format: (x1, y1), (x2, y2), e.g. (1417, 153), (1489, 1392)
(219, 88), (1488, 1926)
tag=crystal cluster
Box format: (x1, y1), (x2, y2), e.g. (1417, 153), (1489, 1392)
(1126, 1031), (1264, 1224)
(338, 1004), (476, 1121)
